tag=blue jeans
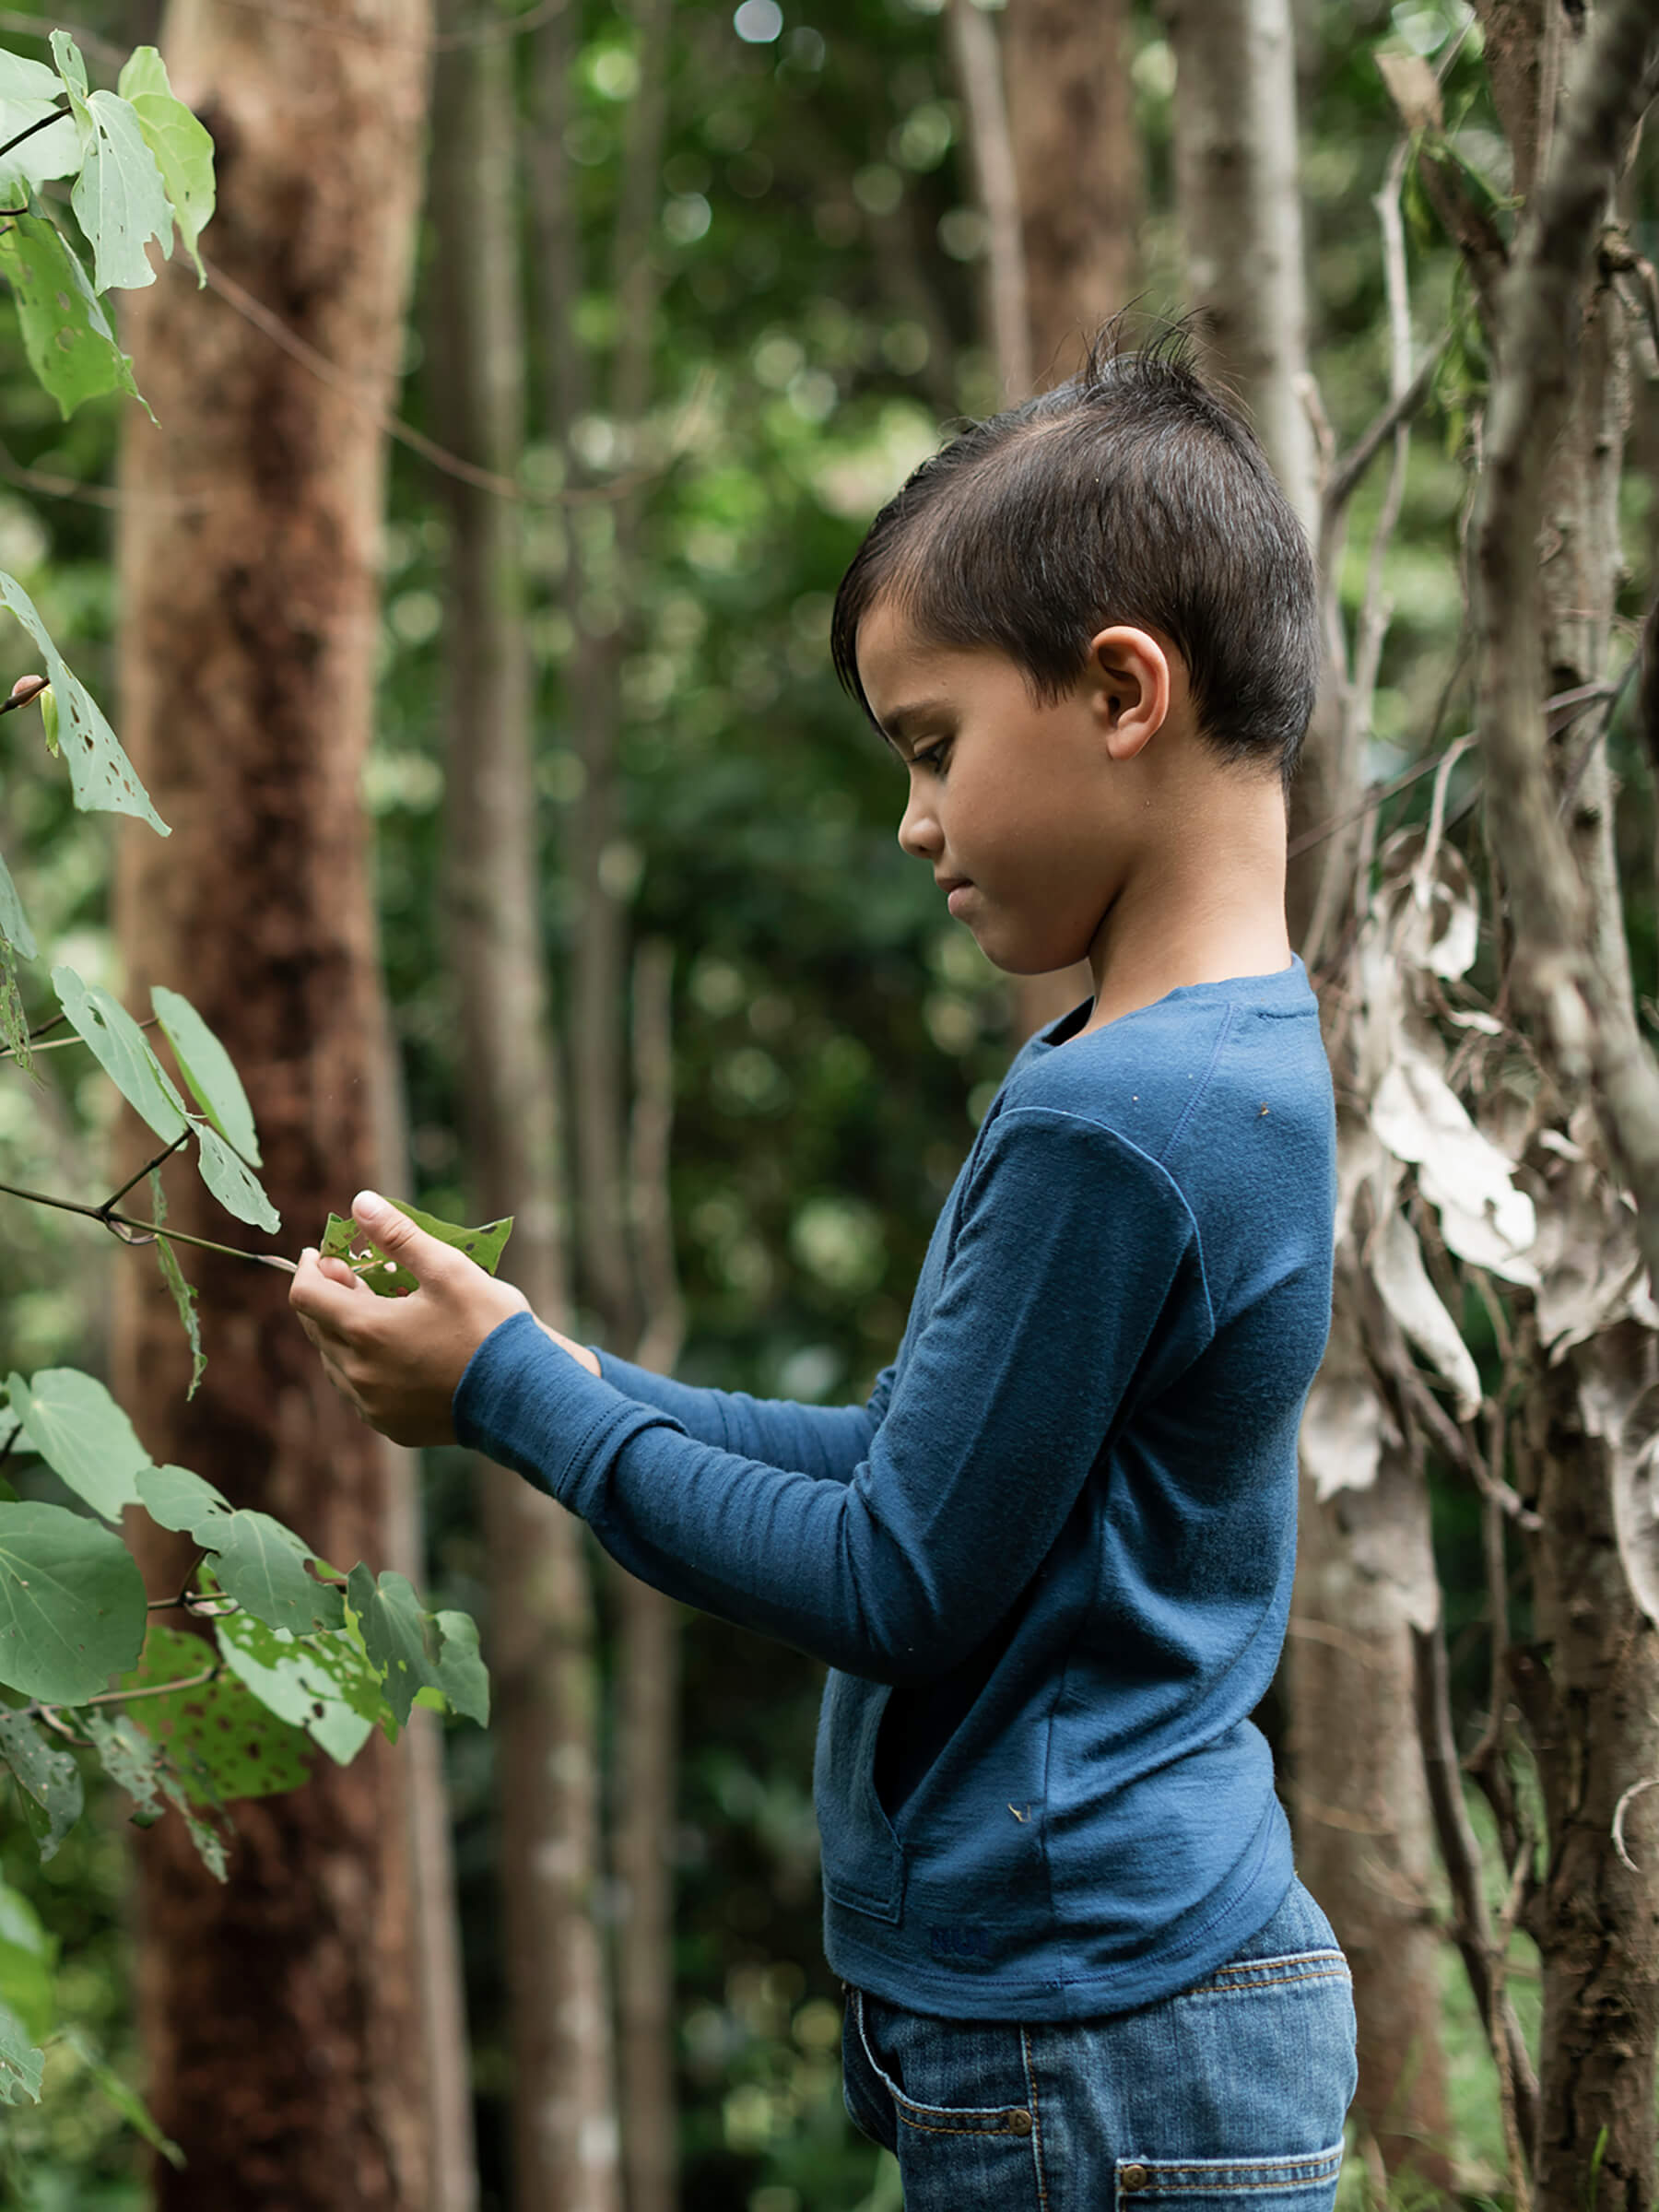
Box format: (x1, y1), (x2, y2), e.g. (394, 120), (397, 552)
(841, 1879), (1357, 2210)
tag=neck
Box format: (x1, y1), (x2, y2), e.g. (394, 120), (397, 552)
(1078, 771), (1291, 1033)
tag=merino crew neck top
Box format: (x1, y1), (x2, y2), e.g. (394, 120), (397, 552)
(455, 959), (1337, 2019)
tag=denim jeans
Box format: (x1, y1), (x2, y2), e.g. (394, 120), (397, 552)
(841, 1879), (1357, 2211)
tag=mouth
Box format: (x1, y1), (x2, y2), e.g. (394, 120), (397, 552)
(936, 876), (973, 916)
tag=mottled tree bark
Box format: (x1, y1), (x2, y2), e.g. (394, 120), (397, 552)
(112, 0), (434, 2203)
(429, 9), (620, 2208)
(1166, 0), (1453, 2177)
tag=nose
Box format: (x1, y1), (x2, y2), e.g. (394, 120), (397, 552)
(898, 780), (941, 860)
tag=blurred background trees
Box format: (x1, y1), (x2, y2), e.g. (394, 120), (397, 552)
(4, 0), (1659, 2206)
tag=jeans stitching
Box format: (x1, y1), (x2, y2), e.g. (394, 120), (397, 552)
(1021, 2026), (1050, 2212)
(1121, 2143), (1345, 2191)
(1184, 1967), (1352, 1998)
(857, 1991), (1033, 2136)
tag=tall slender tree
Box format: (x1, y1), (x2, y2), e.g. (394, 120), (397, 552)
(1165, 0), (1455, 2180)
(428, 6), (620, 2208)
(112, 0), (436, 2201)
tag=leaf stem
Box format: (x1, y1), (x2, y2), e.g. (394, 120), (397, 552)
(100, 1130), (190, 1217)
(0, 1175), (296, 1272)
(0, 104), (72, 168)
(0, 1012), (161, 1065)
(17, 1663), (223, 1725)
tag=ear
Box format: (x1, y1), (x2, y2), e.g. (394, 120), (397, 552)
(1082, 627), (1171, 763)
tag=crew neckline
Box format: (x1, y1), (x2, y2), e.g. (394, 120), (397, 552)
(1038, 956), (1308, 1051)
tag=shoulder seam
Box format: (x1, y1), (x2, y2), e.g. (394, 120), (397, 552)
(1157, 1003), (1239, 1167)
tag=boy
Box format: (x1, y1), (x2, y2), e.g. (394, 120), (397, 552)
(293, 333), (1357, 2208)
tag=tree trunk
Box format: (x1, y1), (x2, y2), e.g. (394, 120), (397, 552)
(1004, 0), (1138, 389)
(953, 0), (1137, 1037)
(112, 0), (434, 2203)
(429, 11), (621, 2209)
(1165, 0), (1453, 2177)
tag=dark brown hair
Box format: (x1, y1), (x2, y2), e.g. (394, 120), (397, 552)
(830, 326), (1320, 787)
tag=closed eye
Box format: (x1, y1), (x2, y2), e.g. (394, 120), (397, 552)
(909, 737), (951, 774)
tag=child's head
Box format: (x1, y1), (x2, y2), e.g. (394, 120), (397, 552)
(830, 327), (1320, 792)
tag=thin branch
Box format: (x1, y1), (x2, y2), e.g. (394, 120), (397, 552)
(0, 104), (72, 169)
(948, 0), (1032, 402)
(202, 255), (710, 512)
(100, 1130), (189, 1217)
(17, 1662), (221, 1724)
(1321, 340), (1448, 534)
(0, 1010), (161, 1065)
(1411, 1618), (1540, 2175)
(0, 1175), (295, 1272)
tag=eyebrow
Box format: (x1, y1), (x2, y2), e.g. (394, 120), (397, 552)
(875, 699), (950, 754)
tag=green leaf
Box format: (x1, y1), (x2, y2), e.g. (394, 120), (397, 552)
(38, 680), (56, 754)
(191, 1115), (278, 1232)
(46, 31), (86, 100)
(151, 985), (261, 1164)
(121, 1623), (311, 1799)
(0, 215), (144, 420)
(84, 1707), (165, 1818)
(148, 1170), (205, 1398)
(51, 29), (171, 297)
(319, 1202), (513, 1297)
(343, 1566), (484, 1730)
(0, 844), (35, 960)
(0, 1997), (41, 2106)
(433, 1608), (489, 1725)
(0, 1707), (83, 1858)
(0, 53), (69, 103)
(57, 2030), (183, 2165)
(0, 98), (79, 199)
(117, 50), (213, 284)
(215, 1611), (377, 1766)
(52, 963), (187, 1142)
(134, 1466), (343, 1634)
(0, 1503), (147, 1704)
(4, 1367), (150, 1522)
(0, 1877), (55, 2042)
(0, 572), (167, 830)
(0, 936), (27, 1072)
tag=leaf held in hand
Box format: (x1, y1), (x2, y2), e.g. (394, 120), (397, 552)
(318, 1201), (513, 1296)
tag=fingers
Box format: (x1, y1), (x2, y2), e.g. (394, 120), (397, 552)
(289, 1246), (375, 1337)
(349, 1191), (467, 1284)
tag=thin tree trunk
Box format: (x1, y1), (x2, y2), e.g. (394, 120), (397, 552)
(1166, 0), (1453, 2180)
(112, 0), (434, 2202)
(954, 0), (1136, 1038)
(429, 10), (620, 2209)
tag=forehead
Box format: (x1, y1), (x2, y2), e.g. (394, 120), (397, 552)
(853, 599), (971, 714)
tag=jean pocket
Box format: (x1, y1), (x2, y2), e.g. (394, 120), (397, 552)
(1115, 2142), (1346, 2208)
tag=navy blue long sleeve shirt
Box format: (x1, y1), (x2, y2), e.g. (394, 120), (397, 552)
(455, 959), (1335, 2018)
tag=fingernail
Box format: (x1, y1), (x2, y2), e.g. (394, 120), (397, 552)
(353, 1191), (386, 1223)
(300, 1247), (318, 1263)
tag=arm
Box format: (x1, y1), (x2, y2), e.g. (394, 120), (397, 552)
(592, 1349), (891, 1482)
(455, 1112), (1210, 1683)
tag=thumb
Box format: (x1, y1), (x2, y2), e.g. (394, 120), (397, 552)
(351, 1191), (461, 1282)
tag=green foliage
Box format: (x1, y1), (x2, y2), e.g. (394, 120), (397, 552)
(0, 1994), (42, 2103)
(136, 1465), (346, 1635)
(50, 30), (171, 297)
(214, 1610), (378, 1766)
(147, 1170), (205, 1399)
(151, 983), (262, 1165)
(119, 1624), (312, 1800)
(0, 574), (161, 827)
(0, 1504), (146, 1702)
(0, 1709), (82, 1859)
(0, 216), (141, 420)
(319, 1200), (513, 1295)
(346, 1565), (489, 1730)
(114, 50), (213, 284)
(52, 960), (186, 1140)
(4, 1366), (148, 1521)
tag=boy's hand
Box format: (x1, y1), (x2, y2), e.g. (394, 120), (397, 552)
(290, 1191), (529, 1447)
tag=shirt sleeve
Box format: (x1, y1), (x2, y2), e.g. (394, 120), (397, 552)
(454, 1109), (1210, 1684)
(593, 1351), (889, 1482)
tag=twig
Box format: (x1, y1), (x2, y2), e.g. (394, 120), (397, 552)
(1321, 341), (1447, 532)
(0, 104), (72, 169)
(100, 1130), (189, 1218)
(17, 1662), (221, 1724)
(0, 1011), (160, 1065)
(202, 254), (710, 512)
(1411, 1618), (1539, 2176)
(0, 1174), (295, 1271)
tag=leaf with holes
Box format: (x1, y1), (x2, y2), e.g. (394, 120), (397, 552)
(53, 964), (186, 1141)
(191, 1115), (277, 1232)
(0, 216), (144, 420)
(50, 34), (171, 294)
(0, 844), (35, 961)
(345, 1566), (480, 1730)
(116, 48), (213, 284)
(214, 1612), (377, 1766)
(84, 1709), (166, 1822)
(0, 1707), (83, 1858)
(0, 1997), (41, 2106)
(152, 985), (260, 1164)
(319, 1202), (512, 1297)
(0, 573), (165, 828)
(148, 1171), (205, 1397)
(4, 1367), (150, 1523)
(122, 1623), (312, 1798)
(0, 1503), (147, 1704)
